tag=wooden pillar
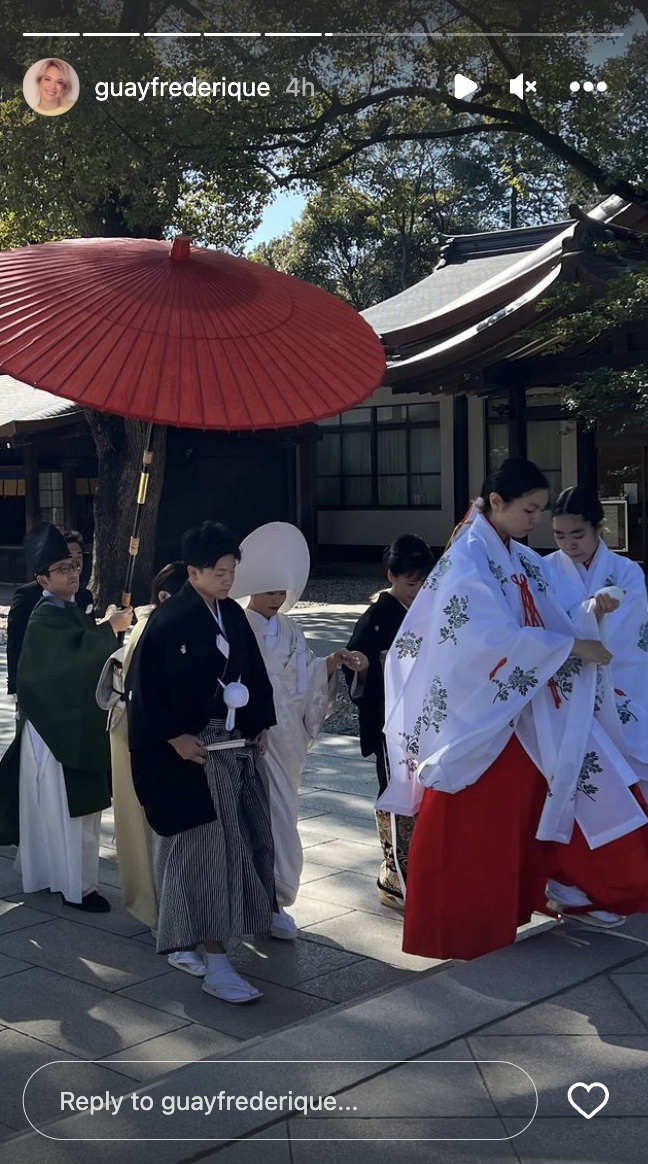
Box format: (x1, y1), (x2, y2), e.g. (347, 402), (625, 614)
(62, 459), (78, 531)
(297, 439), (318, 557)
(508, 385), (526, 458)
(22, 444), (40, 532)
(453, 394), (470, 523)
(577, 426), (597, 492)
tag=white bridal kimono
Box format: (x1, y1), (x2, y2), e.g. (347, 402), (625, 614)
(245, 609), (337, 905)
(544, 541), (648, 783)
(382, 513), (648, 851)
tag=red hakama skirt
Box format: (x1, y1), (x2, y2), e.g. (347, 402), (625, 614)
(403, 735), (648, 961)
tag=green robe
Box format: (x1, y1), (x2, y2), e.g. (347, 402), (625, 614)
(0, 599), (115, 844)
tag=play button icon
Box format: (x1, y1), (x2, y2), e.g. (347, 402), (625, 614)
(454, 73), (478, 99)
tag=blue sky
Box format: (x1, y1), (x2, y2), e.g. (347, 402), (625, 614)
(248, 188), (306, 249)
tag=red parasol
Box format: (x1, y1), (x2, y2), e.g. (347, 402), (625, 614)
(0, 236), (386, 603)
(0, 236), (385, 429)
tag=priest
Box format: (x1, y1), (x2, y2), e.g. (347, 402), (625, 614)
(6, 528), (94, 697)
(0, 523), (132, 911)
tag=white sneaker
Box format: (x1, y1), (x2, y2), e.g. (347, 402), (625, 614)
(168, 949), (208, 976)
(271, 907), (298, 940)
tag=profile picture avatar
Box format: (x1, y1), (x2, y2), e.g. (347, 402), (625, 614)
(23, 58), (79, 116)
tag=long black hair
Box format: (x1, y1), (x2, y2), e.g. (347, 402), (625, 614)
(552, 486), (604, 528)
(383, 534), (434, 577)
(480, 458), (550, 512)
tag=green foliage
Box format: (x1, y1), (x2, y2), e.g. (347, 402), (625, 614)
(250, 122), (555, 308)
(563, 365), (648, 431)
(0, 0), (646, 257)
(532, 262), (648, 353)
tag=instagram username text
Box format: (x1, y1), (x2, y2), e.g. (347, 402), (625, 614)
(94, 77), (272, 102)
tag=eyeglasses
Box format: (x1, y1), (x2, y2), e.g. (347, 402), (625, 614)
(48, 561), (82, 575)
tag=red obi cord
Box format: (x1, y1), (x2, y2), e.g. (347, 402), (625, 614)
(512, 573), (562, 708)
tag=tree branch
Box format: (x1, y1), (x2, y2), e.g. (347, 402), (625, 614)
(444, 0), (519, 78)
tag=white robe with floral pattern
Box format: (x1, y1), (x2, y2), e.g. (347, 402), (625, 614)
(544, 541), (648, 783)
(381, 513), (648, 850)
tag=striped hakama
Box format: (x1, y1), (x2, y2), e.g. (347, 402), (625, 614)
(154, 719), (276, 954)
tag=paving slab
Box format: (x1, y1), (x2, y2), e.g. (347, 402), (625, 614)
(297, 827), (376, 853)
(609, 972), (648, 1027)
(292, 789), (376, 822)
(0, 899), (55, 936)
(289, 895), (355, 930)
(610, 952), (648, 973)
(225, 934), (362, 988)
(1, 1029), (134, 1134)
(298, 802), (338, 821)
(297, 831), (339, 850)
(0, 919), (172, 992)
(0, 951), (31, 978)
(0, 854), (25, 896)
(98, 856), (121, 889)
(295, 956), (414, 1003)
(301, 769), (377, 797)
(313, 1057), (500, 1119)
(297, 870), (405, 918)
(469, 1034), (648, 1117)
(101, 1022), (242, 1082)
(0, 967), (187, 1058)
(446, 922), (648, 1009)
(297, 812), (379, 842)
(2, 886), (149, 937)
(119, 970), (332, 1040)
(288, 1119), (519, 1163)
(477, 976), (648, 1036)
(299, 859), (346, 884)
(3, 1127), (291, 1164)
(300, 840), (382, 877)
(503, 1116), (648, 1163)
(301, 909), (438, 971)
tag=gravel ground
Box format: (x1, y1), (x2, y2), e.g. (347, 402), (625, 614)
(0, 575), (384, 739)
(297, 575), (383, 608)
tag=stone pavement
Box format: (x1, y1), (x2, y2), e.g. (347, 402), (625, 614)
(1, 603), (648, 1162)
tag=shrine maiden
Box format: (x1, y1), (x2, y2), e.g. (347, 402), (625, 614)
(543, 485), (648, 922)
(545, 486), (648, 774)
(383, 459), (648, 960)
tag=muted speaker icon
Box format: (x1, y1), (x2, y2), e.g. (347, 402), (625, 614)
(510, 73), (536, 98)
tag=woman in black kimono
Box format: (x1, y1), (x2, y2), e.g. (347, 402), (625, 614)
(127, 521), (277, 1004)
(346, 535), (434, 910)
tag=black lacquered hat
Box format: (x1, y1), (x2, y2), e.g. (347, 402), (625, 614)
(24, 522), (71, 576)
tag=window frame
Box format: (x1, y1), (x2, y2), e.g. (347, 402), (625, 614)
(316, 404), (442, 511)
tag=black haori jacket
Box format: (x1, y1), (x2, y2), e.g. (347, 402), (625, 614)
(344, 591), (407, 759)
(126, 582), (276, 836)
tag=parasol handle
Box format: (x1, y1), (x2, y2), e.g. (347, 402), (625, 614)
(119, 420), (155, 635)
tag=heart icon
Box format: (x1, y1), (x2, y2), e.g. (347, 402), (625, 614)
(567, 1082), (610, 1119)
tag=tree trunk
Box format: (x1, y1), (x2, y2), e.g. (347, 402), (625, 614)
(85, 411), (167, 613)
